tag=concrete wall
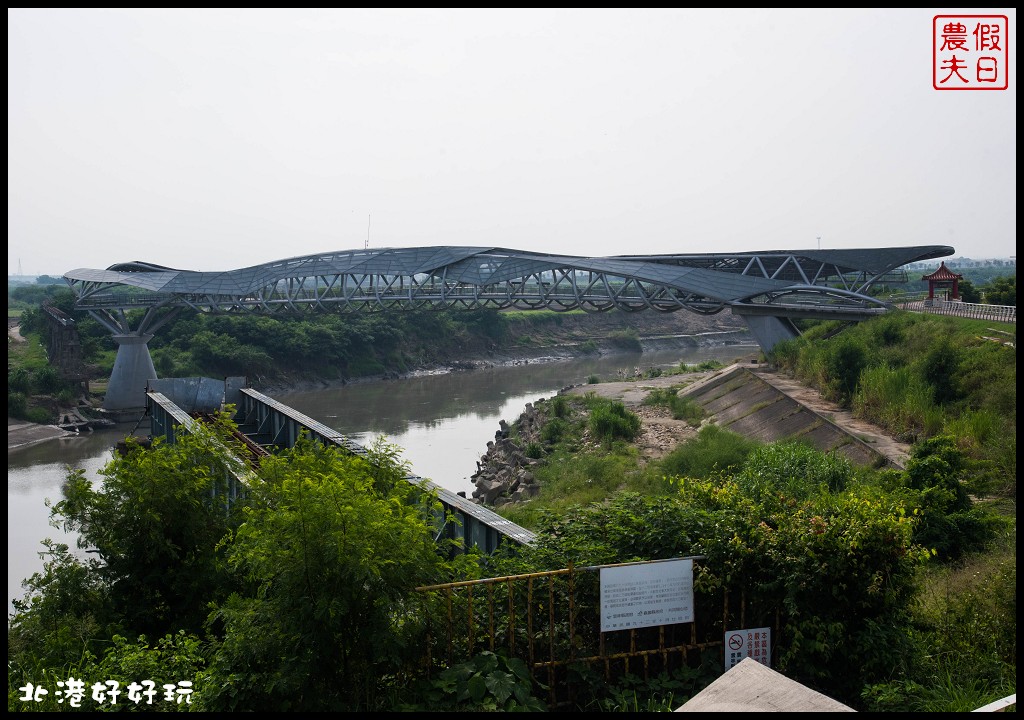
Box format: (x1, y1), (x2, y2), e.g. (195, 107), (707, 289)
(679, 366), (889, 468)
(147, 376), (248, 415)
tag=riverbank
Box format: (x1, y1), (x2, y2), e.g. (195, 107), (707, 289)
(259, 328), (757, 395)
(564, 364), (911, 469)
(8, 418), (75, 451)
(470, 361), (911, 507)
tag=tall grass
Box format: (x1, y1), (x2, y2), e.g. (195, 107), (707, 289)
(772, 312), (1016, 492)
(863, 527), (1016, 712)
(658, 424), (760, 480)
(641, 387), (705, 424)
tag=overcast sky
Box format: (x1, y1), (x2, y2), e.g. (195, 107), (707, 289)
(7, 8), (1017, 276)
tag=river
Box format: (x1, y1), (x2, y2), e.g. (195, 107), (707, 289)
(8, 342), (755, 615)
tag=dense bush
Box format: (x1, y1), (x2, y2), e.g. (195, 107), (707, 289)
(8, 391), (28, 418)
(983, 275), (1015, 306)
(659, 424), (759, 479)
(771, 312), (1016, 491)
(8, 422), (478, 713)
(8, 368), (32, 394)
(861, 535), (1016, 711)
(733, 441), (854, 503)
(491, 466), (928, 708)
(588, 400), (642, 444)
(540, 417), (569, 445)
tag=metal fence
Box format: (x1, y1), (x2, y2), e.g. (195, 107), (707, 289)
(415, 557), (779, 710)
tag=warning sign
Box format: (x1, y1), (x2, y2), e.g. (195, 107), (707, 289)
(724, 627), (771, 671)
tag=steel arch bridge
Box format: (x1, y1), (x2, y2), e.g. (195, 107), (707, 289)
(63, 244), (953, 410)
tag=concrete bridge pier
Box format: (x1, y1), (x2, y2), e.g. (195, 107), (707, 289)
(737, 314), (801, 354)
(104, 333), (157, 412)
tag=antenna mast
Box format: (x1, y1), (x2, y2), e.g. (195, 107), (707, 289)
(366, 214), (370, 250)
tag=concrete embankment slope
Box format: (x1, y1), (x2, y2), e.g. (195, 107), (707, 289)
(8, 419), (74, 451)
(679, 365), (908, 470)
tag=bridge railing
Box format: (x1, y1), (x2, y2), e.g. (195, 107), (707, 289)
(899, 299), (1016, 323)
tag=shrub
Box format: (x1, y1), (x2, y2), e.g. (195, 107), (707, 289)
(26, 407), (53, 424)
(588, 401), (641, 444)
(541, 417), (569, 445)
(8, 368), (32, 394)
(406, 651), (546, 711)
(660, 424), (759, 479)
(8, 391), (28, 418)
(734, 441), (854, 504)
(549, 394), (570, 419)
(824, 337), (867, 406)
(921, 343), (962, 405)
(32, 366), (65, 395)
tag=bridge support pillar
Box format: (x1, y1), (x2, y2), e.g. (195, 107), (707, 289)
(104, 334), (157, 412)
(738, 315), (800, 355)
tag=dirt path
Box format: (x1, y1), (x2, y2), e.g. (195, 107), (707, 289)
(565, 371), (718, 461)
(8, 318), (26, 343)
(565, 365), (912, 468)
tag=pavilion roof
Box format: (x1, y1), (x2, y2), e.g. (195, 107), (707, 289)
(922, 261), (963, 281)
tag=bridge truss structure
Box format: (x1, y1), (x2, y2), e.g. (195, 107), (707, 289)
(63, 245), (953, 410)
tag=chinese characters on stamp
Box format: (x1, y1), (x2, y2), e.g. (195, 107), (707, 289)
(934, 15), (1009, 90)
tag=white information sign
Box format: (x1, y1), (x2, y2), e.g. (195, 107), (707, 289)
(599, 558), (694, 632)
(724, 627), (772, 671)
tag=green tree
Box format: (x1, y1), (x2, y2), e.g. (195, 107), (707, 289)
(50, 419), (246, 637)
(983, 275), (1015, 306)
(958, 278), (982, 303)
(198, 436), (478, 712)
(8, 539), (113, 674)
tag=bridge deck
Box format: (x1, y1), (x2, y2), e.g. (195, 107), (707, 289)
(144, 386), (536, 553)
(236, 388), (537, 550)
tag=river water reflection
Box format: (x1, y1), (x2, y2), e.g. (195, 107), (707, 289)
(8, 344), (755, 614)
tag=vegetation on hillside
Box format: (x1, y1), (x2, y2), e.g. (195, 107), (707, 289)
(8, 396), (1013, 710)
(769, 311), (1015, 498)
(487, 312), (1015, 711)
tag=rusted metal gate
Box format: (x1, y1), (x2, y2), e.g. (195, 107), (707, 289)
(416, 556), (780, 709)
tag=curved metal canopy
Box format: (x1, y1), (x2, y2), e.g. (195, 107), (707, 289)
(64, 245), (953, 317)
